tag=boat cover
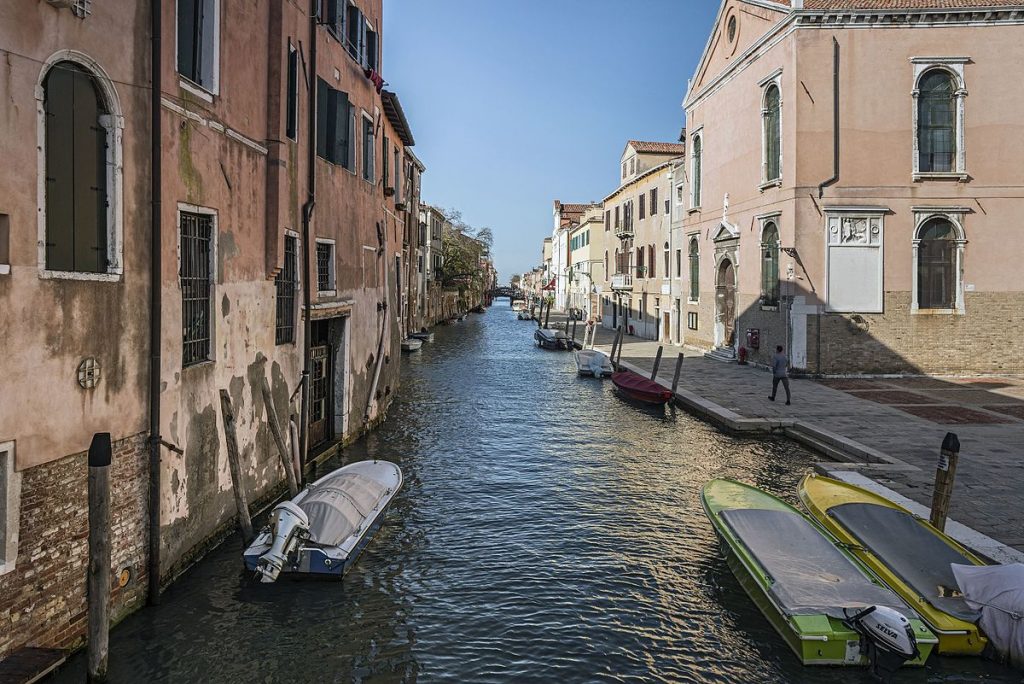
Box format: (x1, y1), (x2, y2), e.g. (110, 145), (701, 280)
(298, 472), (388, 547)
(827, 502), (981, 622)
(721, 508), (912, 620)
(952, 563), (1024, 668)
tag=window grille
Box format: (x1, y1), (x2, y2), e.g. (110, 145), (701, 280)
(180, 212), (213, 366)
(275, 235), (298, 344)
(316, 241), (333, 292)
(72, 0), (92, 18)
(918, 219), (955, 309)
(764, 85), (781, 182)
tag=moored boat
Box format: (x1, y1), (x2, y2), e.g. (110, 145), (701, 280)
(410, 330), (433, 342)
(534, 328), (568, 350)
(511, 299), (527, 311)
(401, 338), (423, 352)
(574, 349), (613, 377)
(244, 460), (402, 582)
(701, 479), (937, 671)
(799, 473), (989, 656)
(611, 370), (672, 404)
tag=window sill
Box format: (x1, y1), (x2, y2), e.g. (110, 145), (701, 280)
(318, 290), (337, 297)
(687, 298), (699, 305)
(183, 359), (215, 371)
(912, 308), (961, 316)
(687, 207), (702, 215)
(178, 77), (215, 103)
(0, 264), (9, 276)
(759, 179), (782, 192)
(39, 269), (122, 283)
(760, 305), (779, 311)
(913, 172), (968, 182)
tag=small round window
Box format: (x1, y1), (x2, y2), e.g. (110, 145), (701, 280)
(727, 16), (737, 43)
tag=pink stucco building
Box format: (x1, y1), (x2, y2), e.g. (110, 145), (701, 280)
(681, 0), (1024, 374)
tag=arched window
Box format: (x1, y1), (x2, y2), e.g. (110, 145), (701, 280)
(761, 222), (780, 307)
(44, 62), (109, 273)
(763, 84), (781, 183)
(917, 69), (956, 173)
(663, 241), (670, 279)
(917, 218), (957, 310)
(688, 237), (699, 302)
(691, 134), (702, 208)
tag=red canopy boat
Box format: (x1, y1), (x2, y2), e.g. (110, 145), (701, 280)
(611, 370), (673, 405)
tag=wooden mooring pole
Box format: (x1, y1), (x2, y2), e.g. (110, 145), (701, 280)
(219, 389), (254, 543)
(929, 432), (960, 532)
(610, 327), (622, 370)
(650, 346), (664, 381)
(289, 417), (302, 488)
(671, 352), (685, 395)
(260, 376), (299, 497)
(87, 433), (112, 684)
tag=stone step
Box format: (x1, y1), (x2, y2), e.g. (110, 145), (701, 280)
(704, 347), (736, 363)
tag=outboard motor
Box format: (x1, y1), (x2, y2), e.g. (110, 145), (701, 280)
(256, 501), (310, 583)
(843, 606), (919, 683)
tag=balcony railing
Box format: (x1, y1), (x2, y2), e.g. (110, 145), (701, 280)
(611, 272), (633, 290)
(614, 222), (634, 239)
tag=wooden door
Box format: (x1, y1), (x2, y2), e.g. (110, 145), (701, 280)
(309, 344), (331, 447)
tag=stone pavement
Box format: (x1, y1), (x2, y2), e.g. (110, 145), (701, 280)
(549, 314), (1024, 557)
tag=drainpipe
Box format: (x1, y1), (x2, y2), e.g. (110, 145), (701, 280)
(147, 0), (163, 607)
(817, 37), (840, 199)
(298, 1), (317, 474)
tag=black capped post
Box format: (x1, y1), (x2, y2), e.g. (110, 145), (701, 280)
(87, 433), (112, 683)
(929, 432), (961, 532)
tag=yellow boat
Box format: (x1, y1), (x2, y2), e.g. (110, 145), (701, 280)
(799, 473), (988, 656)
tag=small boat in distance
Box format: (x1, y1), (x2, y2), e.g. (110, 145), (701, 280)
(511, 299), (527, 311)
(244, 460), (402, 582)
(401, 338), (423, 353)
(611, 370), (672, 404)
(702, 479), (937, 672)
(575, 349), (613, 377)
(517, 310), (533, 321)
(410, 330), (434, 342)
(535, 328), (569, 350)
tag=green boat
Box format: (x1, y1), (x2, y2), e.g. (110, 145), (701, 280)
(701, 479), (937, 671)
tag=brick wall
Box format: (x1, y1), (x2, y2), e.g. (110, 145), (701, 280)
(0, 433), (148, 658)
(816, 292), (1024, 375)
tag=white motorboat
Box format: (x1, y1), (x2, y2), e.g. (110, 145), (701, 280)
(511, 299), (527, 312)
(517, 310), (533, 321)
(574, 349), (613, 377)
(534, 328), (569, 350)
(401, 338), (423, 352)
(410, 330), (434, 342)
(243, 460), (402, 582)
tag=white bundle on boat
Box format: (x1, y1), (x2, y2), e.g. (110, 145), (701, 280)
(952, 563), (1024, 668)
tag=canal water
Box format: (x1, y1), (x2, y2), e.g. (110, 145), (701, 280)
(55, 303), (1019, 683)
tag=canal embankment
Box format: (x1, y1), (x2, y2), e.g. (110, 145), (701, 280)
(540, 310), (1024, 562)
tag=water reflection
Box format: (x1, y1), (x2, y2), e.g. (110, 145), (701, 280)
(53, 304), (1020, 683)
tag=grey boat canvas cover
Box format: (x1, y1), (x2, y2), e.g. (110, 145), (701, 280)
(952, 563), (1024, 668)
(299, 472), (389, 547)
(827, 502), (981, 622)
(721, 508), (913, 620)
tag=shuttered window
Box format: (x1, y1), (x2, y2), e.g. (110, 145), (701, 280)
(316, 79), (353, 168)
(44, 62), (108, 273)
(362, 116), (374, 181)
(639, 193), (646, 220)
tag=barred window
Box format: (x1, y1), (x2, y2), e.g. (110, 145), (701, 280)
(918, 70), (956, 173)
(180, 212), (213, 366)
(917, 218), (956, 310)
(275, 235), (298, 344)
(316, 240), (335, 293)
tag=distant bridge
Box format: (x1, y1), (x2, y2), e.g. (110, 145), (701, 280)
(490, 287), (524, 300)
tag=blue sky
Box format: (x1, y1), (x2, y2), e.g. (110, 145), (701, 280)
(383, 0), (721, 282)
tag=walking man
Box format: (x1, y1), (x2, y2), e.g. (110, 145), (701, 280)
(768, 344), (791, 405)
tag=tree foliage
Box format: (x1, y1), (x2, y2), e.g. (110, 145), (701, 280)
(438, 207), (493, 289)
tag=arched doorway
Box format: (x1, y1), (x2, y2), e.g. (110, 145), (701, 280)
(715, 259), (736, 350)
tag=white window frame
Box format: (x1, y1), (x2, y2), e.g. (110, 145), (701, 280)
(759, 69), (783, 189)
(36, 50), (125, 282)
(823, 207), (886, 314)
(175, 0), (222, 100)
(176, 203), (219, 365)
(911, 207), (968, 315)
(911, 57), (968, 181)
(689, 128), (703, 212)
(0, 440), (20, 576)
(315, 237), (337, 296)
